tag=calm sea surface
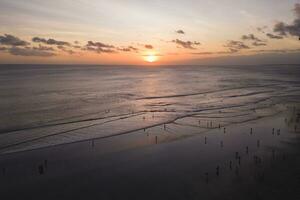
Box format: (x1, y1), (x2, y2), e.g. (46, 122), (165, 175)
(0, 65), (299, 153)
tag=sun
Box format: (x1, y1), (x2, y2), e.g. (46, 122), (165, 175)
(144, 54), (158, 63)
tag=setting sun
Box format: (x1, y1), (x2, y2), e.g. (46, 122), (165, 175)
(145, 54), (158, 63)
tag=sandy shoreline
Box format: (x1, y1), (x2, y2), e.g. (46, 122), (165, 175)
(0, 105), (299, 199)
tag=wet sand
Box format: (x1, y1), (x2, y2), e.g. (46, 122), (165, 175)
(0, 105), (299, 200)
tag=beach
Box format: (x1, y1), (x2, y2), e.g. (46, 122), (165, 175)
(0, 65), (299, 199)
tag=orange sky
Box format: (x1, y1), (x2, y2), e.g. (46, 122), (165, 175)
(0, 1), (300, 65)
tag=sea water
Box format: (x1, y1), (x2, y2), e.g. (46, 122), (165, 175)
(0, 64), (299, 153)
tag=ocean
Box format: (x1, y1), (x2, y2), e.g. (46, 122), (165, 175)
(0, 64), (300, 154)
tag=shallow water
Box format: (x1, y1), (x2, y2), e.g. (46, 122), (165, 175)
(0, 64), (300, 153)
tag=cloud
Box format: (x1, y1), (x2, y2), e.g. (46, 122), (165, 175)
(8, 47), (56, 57)
(266, 33), (283, 39)
(241, 34), (262, 42)
(32, 37), (70, 46)
(241, 34), (268, 46)
(85, 41), (116, 53)
(73, 45), (82, 49)
(274, 22), (290, 36)
(252, 41), (267, 46)
(85, 47), (115, 53)
(172, 39), (201, 49)
(86, 41), (114, 49)
(251, 48), (300, 54)
(0, 34), (29, 46)
(144, 44), (153, 49)
(63, 49), (75, 55)
(273, 3), (300, 38)
(176, 30), (185, 34)
(257, 26), (268, 33)
(57, 45), (76, 54)
(191, 51), (233, 55)
(32, 44), (55, 51)
(57, 45), (66, 50)
(118, 46), (139, 52)
(0, 35), (148, 57)
(72, 41), (82, 49)
(224, 40), (250, 52)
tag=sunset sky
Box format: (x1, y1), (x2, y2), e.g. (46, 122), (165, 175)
(0, 0), (300, 65)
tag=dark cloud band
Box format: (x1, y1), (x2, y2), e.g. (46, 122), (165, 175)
(144, 44), (153, 49)
(0, 34), (29, 46)
(273, 4), (300, 38)
(241, 34), (262, 42)
(176, 30), (185, 34)
(172, 39), (201, 49)
(32, 37), (70, 46)
(266, 33), (283, 39)
(9, 47), (56, 57)
(224, 40), (250, 52)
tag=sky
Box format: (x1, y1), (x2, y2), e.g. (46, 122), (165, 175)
(0, 0), (300, 65)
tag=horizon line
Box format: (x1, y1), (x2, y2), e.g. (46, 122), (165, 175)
(0, 63), (300, 67)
